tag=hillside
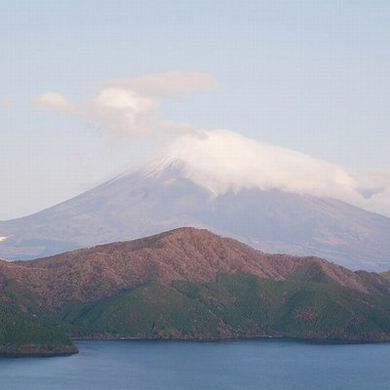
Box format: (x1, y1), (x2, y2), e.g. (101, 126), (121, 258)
(0, 277), (77, 357)
(62, 273), (390, 342)
(1, 228), (390, 351)
(1, 160), (390, 271)
(0, 302), (77, 357)
(1, 228), (388, 307)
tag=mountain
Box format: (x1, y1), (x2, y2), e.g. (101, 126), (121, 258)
(1, 228), (390, 354)
(1, 157), (389, 270)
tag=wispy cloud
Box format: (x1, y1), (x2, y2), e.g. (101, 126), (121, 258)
(33, 71), (217, 138)
(354, 172), (390, 217)
(107, 71), (217, 97)
(86, 88), (160, 137)
(34, 92), (75, 114)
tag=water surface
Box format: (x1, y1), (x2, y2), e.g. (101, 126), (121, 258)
(1, 340), (390, 389)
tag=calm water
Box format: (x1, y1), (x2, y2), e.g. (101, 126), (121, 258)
(1, 340), (390, 389)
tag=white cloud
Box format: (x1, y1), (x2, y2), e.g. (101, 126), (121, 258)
(34, 92), (75, 114)
(354, 172), (390, 216)
(362, 187), (390, 217)
(34, 88), (161, 138)
(108, 71), (217, 97)
(150, 129), (390, 216)
(34, 72), (216, 138)
(87, 88), (160, 137)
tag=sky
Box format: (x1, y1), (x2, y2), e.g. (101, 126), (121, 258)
(1, 0), (390, 220)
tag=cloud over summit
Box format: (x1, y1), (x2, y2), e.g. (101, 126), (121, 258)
(150, 130), (390, 216)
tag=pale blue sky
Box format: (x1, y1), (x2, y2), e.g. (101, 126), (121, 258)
(1, 1), (390, 219)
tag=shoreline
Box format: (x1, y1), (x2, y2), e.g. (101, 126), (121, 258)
(71, 334), (390, 346)
(3, 335), (390, 359)
(0, 345), (78, 359)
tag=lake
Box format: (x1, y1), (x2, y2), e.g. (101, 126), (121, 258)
(1, 340), (390, 389)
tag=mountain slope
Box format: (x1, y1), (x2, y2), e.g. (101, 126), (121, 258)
(1, 162), (389, 270)
(1, 228), (388, 307)
(61, 274), (390, 342)
(0, 276), (77, 356)
(1, 228), (390, 345)
(0, 301), (77, 357)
